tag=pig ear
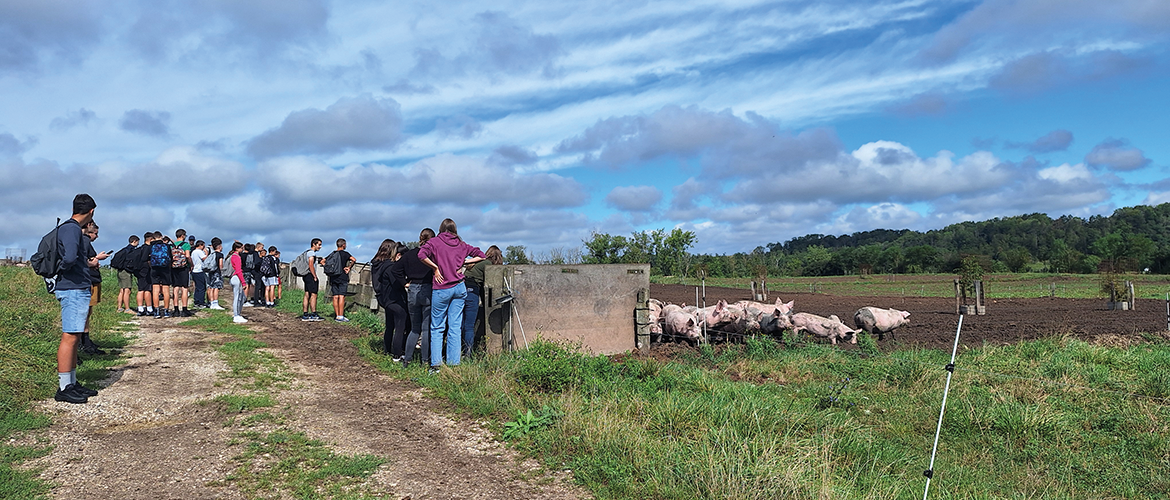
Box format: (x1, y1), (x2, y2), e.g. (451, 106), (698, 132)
(829, 314), (840, 322)
(686, 318), (695, 327)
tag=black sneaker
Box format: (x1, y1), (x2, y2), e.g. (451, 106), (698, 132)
(54, 384), (88, 404)
(163, 310), (171, 318)
(182, 309), (193, 317)
(81, 345), (107, 355)
(300, 313), (311, 322)
(73, 383), (98, 397)
(137, 309), (149, 317)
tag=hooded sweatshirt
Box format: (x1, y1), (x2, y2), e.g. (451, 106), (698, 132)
(418, 232), (486, 291)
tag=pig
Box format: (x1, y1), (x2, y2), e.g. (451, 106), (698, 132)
(661, 304), (702, 342)
(790, 312), (859, 345)
(647, 301), (664, 341)
(734, 298), (794, 316)
(734, 299), (794, 336)
(853, 307), (910, 341)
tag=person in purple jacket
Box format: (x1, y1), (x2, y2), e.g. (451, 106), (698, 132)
(419, 218), (486, 372)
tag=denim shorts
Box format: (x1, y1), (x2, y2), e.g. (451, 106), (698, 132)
(56, 288), (92, 333)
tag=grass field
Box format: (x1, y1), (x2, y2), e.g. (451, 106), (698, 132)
(0, 267), (133, 499)
(297, 281), (1170, 499)
(656, 272), (1170, 300)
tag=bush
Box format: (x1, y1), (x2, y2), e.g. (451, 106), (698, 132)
(513, 339), (585, 393)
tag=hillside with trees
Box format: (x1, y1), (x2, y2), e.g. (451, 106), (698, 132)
(562, 203), (1170, 278)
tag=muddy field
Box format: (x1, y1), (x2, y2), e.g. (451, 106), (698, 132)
(651, 284), (1170, 350)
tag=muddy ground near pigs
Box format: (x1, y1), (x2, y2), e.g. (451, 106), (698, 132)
(651, 284), (1170, 350)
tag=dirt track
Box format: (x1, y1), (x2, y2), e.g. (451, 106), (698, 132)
(651, 284), (1170, 350)
(28, 305), (586, 499)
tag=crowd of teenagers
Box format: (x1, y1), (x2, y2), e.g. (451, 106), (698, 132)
(45, 194), (503, 404)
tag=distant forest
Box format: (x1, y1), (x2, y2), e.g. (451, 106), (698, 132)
(560, 203), (1170, 277)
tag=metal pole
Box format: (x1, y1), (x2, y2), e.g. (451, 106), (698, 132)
(701, 274), (707, 344)
(924, 315), (964, 500)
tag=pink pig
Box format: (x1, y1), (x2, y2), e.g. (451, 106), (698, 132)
(853, 307), (910, 341)
(662, 304), (701, 342)
(790, 312), (859, 345)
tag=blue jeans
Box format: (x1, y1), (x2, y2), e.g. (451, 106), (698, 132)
(430, 282), (466, 367)
(192, 272), (207, 306)
(405, 283), (431, 364)
(462, 285), (481, 357)
(55, 288), (92, 333)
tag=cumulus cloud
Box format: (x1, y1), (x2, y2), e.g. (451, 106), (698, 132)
(0, 0), (104, 72)
(1084, 139), (1151, 171)
(488, 145), (538, 166)
(1143, 192), (1170, 206)
(412, 11), (561, 78)
(1006, 129), (1073, 153)
(605, 186), (663, 212)
(256, 154), (588, 210)
(49, 108), (98, 131)
(246, 95), (405, 159)
(125, 0), (330, 61)
(119, 109), (172, 138)
(435, 114), (483, 139)
(0, 133), (37, 156)
(886, 91), (952, 117)
(921, 0), (1170, 63)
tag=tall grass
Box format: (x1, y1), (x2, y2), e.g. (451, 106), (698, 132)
(0, 267), (133, 499)
(342, 305), (1169, 499)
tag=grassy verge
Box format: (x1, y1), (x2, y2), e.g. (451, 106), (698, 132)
(182, 303), (386, 498)
(656, 272), (1170, 300)
(0, 267), (134, 499)
(326, 289), (1170, 499)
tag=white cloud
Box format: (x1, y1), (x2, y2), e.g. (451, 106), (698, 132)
(1084, 139), (1152, 171)
(605, 185), (663, 212)
(246, 95), (405, 159)
(1038, 163), (1092, 183)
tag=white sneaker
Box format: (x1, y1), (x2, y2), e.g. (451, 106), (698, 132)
(232, 316), (248, 323)
(210, 304), (225, 310)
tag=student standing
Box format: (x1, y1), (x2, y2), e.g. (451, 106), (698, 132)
(325, 239), (356, 322)
(228, 242), (248, 323)
(372, 239), (408, 360)
(80, 221), (110, 355)
(149, 233), (173, 318)
(299, 238), (324, 321)
(461, 245), (502, 357)
(53, 194), (100, 404)
(190, 240), (208, 308)
(401, 228), (435, 366)
(134, 232), (154, 316)
(206, 238), (225, 310)
(419, 219), (485, 371)
(172, 229), (193, 317)
(262, 245), (280, 307)
(111, 234), (140, 314)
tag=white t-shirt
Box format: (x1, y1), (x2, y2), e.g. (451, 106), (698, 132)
(306, 249), (318, 274)
(191, 248), (207, 273)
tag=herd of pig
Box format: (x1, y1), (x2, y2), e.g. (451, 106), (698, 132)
(647, 298), (911, 345)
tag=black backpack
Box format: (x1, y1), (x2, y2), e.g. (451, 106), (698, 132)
(323, 251), (343, 277)
(259, 255), (278, 277)
(242, 252), (259, 272)
(29, 218), (67, 291)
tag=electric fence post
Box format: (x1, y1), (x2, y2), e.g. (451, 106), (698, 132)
(924, 314), (964, 500)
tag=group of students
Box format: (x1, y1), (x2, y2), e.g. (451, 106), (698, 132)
(364, 219), (503, 374)
(106, 233), (287, 323)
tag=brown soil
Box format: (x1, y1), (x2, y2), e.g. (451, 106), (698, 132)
(652, 284), (1170, 350)
(27, 305), (587, 500)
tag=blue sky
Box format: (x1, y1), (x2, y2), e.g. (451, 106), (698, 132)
(1, 0), (1168, 261)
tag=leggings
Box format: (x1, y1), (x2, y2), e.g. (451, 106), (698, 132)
(231, 275), (246, 316)
(380, 301), (408, 357)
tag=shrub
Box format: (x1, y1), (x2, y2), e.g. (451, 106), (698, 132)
(513, 339), (584, 393)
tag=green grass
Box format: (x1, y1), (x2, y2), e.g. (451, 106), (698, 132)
(657, 272), (1170, 300)
(0, 267), (135, 498)
(338, 300), (1170, 499)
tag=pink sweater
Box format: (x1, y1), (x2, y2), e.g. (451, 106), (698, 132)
(230, 253), (245, 283)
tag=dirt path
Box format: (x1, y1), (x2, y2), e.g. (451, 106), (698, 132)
(28, 308), (587, 499)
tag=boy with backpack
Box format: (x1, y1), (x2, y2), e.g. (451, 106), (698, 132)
(149, 233), (173, 318)
(171, 229), (193, 317)
(206, 238), (225, 310)
(111, 234), (140, 314)
(292, 238), (324, 321)
(259, 245), (279, 307)
(325, 238), (357, 322)
(40, 194), (100, 403)
(134, 232), (154, 316)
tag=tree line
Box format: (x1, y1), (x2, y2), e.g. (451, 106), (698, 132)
(500, 203), (1170, 277)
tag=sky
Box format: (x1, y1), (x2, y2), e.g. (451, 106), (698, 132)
(2, 0), (1168, 261)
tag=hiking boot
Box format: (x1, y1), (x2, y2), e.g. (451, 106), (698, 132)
(73, 383), (98, 397)
(54, 385), (88, 404)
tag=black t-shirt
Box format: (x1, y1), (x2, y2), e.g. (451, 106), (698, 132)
(85, 237), (101, 283)
(400, 247), (433, 284)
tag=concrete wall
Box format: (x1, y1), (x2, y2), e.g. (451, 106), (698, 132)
(482, 264), (650, 355)
(281, 262), (652, 355)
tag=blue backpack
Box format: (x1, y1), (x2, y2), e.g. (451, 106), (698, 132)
(150, 242), (171, 267)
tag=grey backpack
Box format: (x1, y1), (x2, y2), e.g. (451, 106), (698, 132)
(290, 250), (312, 276)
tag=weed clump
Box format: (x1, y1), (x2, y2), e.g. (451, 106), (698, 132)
(513, 339), (586, 393)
